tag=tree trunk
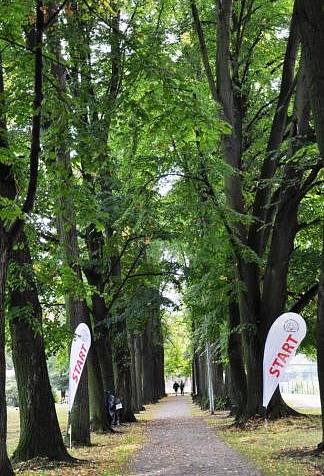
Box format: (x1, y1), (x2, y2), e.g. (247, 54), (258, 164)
(297, 0), (324, 157)
(48, 11), (91, 444)
(134, 334), (144, 410)
(9, 235), (70, 462)
(317, 230), (324, 443)
(198, 353), (208, 409)
(54, 133), (91, 446)
(297, 0), (324, 443)
(87, 343), (109, 432)
(142, 311), (157, 403)
(0, 1), (43, 470)
(0, 246), (14, 475)
(128, 333), (140, 412)
(212, 362), (225, 401)
(112, 324), (136, 422)
(227, 301), (247, 415)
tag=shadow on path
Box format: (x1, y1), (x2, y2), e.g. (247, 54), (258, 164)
(129, 396), (263, 475)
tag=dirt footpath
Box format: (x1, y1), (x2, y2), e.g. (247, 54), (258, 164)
(128, 396), (263, 475)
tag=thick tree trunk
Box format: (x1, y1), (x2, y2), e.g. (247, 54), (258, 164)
(48, 12), (91, 444)
(9, 236), (70, 462)
(260, 64), (310, 417)
(54, 140), (91, 445)
(109, 256), (136, 422)
(141, 289), (165, 402)
(297, 0), (324, 443)
(66, 300), (90, 445)
(86, 277), (114, 393)
(142, 318), (155, 403)
(317, 232), (324, 443)
(197, 353), (208, 409)
(128, 333), (140, 412)
(112, 325), (136, 422)
(134, 334), (144, 410)
(88, 292), (115, 427)
(192, 352), (200, 400)
(0, 247), (13, 475)
(238, 279), (263, 417)
(297, 0), (324, 157)
(87, 343), (109, 432)
(212, 362), (225, 401)
(227, 301), (247, 415)
(0, 1), (43, 470)
(154, 309), (166, 399)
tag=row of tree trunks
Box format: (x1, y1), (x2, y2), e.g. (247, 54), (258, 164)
(48, 13), (91, 444)
(191, 0), (322, 419)
(142, 290), (165, 404)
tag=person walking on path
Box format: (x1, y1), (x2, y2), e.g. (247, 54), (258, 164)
(173, 381), (179, 395)
(180, 380), (185, 395)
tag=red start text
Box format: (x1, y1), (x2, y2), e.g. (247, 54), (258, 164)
(72, 343), (87, 383)
(269, 334), (298, 378)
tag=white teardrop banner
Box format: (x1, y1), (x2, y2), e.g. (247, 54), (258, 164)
(263, 312), (306, 409)
(68, 323), (91, 412)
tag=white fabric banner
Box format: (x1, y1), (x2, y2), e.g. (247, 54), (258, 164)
(68, 323), (91, 412)
(263, 312), (306, 409)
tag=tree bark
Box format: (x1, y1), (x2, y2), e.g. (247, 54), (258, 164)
(227, 301), (247, 415)
(261, 63), (310, 417)
(134, 334), (144, 410)
(297, 0), (324, 157)
(0, 246), (13, 475)
(0, 2), (44, 468)
(317, 230), (324, 444)
(296, 0), (324, 444)
(9, 236), (70, 462)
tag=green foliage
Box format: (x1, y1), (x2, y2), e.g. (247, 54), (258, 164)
(164, 312), (191, 378)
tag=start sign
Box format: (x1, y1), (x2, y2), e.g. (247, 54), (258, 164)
(68, 323), (91, 412)
(263, 312), (306, 409)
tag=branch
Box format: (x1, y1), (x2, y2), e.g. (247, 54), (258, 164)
(190, 0), (218, 102)
(245, 96), (279, 134)
(289, 283), (319, 313)
(102, 234), (153, 287)
(127, 271), (174, 279)
(297, 159), (324, 199)
(8, 0), (44, 245)
(297, 218), (322, 232)
(240, 28), (264, 86)
(44, 0), (69, 29)
(105, 246), (146, 314)
(39, 231), (60, 243)
(248, 3), (299, 255)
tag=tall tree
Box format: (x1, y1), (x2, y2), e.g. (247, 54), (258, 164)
(0, 1), (44, 472)
(296, 0), (324, 448)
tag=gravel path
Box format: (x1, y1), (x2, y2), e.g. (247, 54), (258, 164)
(129, 396), (263, 475)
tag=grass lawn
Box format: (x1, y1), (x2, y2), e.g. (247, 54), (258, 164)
(7, 404), (148, 476)
(202, 407), (324, 476)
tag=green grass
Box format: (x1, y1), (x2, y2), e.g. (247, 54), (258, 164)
(7, 404), (148, 475)
(202, 408), (324, 476)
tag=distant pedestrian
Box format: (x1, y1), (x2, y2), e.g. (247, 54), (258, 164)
(173, 381), (179, 396)
(180, 380), (185, 395)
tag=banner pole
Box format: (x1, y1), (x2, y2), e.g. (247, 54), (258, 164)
(263, 406), (268, 429)
(67, 410), (72, 449)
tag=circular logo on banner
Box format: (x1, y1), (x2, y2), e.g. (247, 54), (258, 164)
(284, 319), (299, 333)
